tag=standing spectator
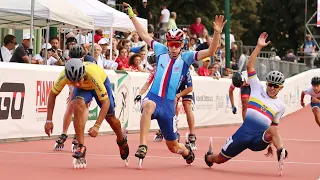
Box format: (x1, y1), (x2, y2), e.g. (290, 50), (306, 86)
(158, 3), (170, 42)
(221, 29), (235, 49)
(167, 12), (177, 30)
(303, 34), (317, 69)
(198, 57), (210, 76)
(188, 17), (205, 38)
(10, 33), (39, 64)
(197, 28), (208, 45)
(1, 35), (16, 62)
(94, 29), (103, 44)
(237, 48), (249, 71)
(134, 0), (150, 20)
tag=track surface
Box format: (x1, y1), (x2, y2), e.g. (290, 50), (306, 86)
(0, 106), (319, 180)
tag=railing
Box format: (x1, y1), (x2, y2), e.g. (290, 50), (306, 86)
(254, 57), (307, 80)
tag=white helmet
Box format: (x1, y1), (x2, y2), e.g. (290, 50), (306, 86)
(65, 58), (85, 82)
(266, 71), (285, 85)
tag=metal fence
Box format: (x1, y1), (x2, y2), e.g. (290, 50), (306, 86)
(254, 57), (306, 80)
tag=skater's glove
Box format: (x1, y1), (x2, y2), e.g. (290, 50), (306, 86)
(232, 106), (237, 114)
(123, 2), (136, 19)
(134, 95), (141, 103)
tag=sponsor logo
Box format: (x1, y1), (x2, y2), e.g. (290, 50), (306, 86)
(195, 94), (214, 110)
(36, 81), (54, 113)
(0, 82), (25, 120)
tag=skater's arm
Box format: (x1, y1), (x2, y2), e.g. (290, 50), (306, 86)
(46, 91), (58, 121)
(124, 3), (153, 47)
(247, 32), (271, 73)
(229, 86), (235, 107)
(197, 16), (226, 61)
(139, 82), (151, 95)
(176, 86), (192, 98)
(95, 98), (111, 127)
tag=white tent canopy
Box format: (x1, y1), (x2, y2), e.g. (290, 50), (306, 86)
(0, 0), (94, 29)
(67, 0), (147, 32)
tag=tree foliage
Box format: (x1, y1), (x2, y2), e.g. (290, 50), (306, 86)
(117, 0), (318, 56)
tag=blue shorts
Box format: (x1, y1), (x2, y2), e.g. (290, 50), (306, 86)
(72, 77), (115, 115)
(310, 102), (320, 109)
(219, 124), (270, 161)
(142, 92), (177, 141)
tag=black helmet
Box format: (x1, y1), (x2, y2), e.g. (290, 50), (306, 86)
(232, 71), (244, 88)
(147, 53), (156, 65)
(69, 45), (85, 58)
(311, 76), (320, 85)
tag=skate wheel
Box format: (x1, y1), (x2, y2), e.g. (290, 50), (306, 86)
(71, 144), (74, 152)
(153, 135), (162, 142)
(73, 158), (87, 169)
(124, 159), (129, 167)
(53, 143), (58, 151)
(138, 159), (143, 170)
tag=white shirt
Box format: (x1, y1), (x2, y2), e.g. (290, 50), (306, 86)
(221, 33), (235, 49)
(303, 87), (320, 98)
(161, 9), (170, 23)
(246, 71), (286, 128)
(1, 46), (12, 62)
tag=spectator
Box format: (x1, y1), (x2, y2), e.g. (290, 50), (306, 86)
(63, 37), (77, 60)
(94, 29), (103, 44)
(197, 28), (208, 45)
(10, 33), (39, 64)
(198, 57), (210, 76)
(303, 34), (317, 69)
(158, 3), (170, 42)
(208, 63), (221, 79)
(134, 0), (150, 20)
(98, 38), (109, 58)
(104, 49), (118, 70)
(50, 36), (66, 62)
(115, 47), (130, 71)
(221, 29), (236, 49)
(196, 36), (212, 51)
(1, 35), (16, 62)
(129, 54), (145, 72)
(188, 17), (205, 37)
(188, 37), (197, 51)
(237, 48), (249, 71)
(283, 49), (296, 62)
(221, 67), (233, 78)
(167, 12), (177, 30)
(90, 43), (104, 68)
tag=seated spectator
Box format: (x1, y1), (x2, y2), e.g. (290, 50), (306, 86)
(104, 49), (118, 70)
(90, 43), (104, 68)
(1, 34), (16, 62)
(33, 43), (62, 65)
(10, 33), (40, 64)
(63, 37), (77, 60)
(129, 54), (145, 72)
(116, 47), (130, 71)
(208, 63), (221, 79)
(221, 67), (233, 78)
(198, 57), (210, 76)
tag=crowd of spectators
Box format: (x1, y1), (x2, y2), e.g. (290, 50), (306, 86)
(1, 0), (318, 79)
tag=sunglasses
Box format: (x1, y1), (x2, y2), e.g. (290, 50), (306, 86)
(167, 41), (183, 48)
(266, 82), (282, 88)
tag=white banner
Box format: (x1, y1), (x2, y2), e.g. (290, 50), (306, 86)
(0, 62), (316, 140)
